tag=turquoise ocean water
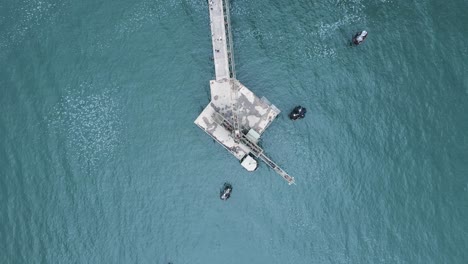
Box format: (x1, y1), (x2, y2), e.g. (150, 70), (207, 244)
(1, 0), (467, 263)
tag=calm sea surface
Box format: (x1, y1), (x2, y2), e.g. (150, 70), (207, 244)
(1, 0), (467, 263)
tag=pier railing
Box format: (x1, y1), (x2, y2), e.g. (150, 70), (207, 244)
(213, 112), (295, 185)
(221, 0), (236, 79)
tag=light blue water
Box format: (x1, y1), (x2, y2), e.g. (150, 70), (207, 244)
(1, 0), (467, 263)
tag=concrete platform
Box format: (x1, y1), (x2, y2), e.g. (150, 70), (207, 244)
(209, 79), (280, 135)
(194, 0), (295, 184)
(195, 103), (251, 160)
(195, 77), (280, 161)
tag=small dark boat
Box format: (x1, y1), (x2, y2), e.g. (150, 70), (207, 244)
(289, 106), (307, 120)
(352, 30), (368, 46)
(220, 183), (232, 200)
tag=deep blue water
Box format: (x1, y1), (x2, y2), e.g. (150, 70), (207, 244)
(1, 0), (467, 263)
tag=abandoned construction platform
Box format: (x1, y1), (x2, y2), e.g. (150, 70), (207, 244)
(194, 0), (295, 185)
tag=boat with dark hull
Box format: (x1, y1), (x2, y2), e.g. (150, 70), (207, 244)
(220, 183), (232, 200)
(352, 30), (368, 46)
(289, 106), (307, 120)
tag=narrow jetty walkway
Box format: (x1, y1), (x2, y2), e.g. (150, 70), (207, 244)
(209, 0), (231, 80)
(194, 0), (295, 185)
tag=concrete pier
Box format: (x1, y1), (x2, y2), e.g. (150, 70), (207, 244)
(194, 0), (295, 185)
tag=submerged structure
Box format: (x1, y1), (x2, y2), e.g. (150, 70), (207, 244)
(194, 0), (295, 185)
